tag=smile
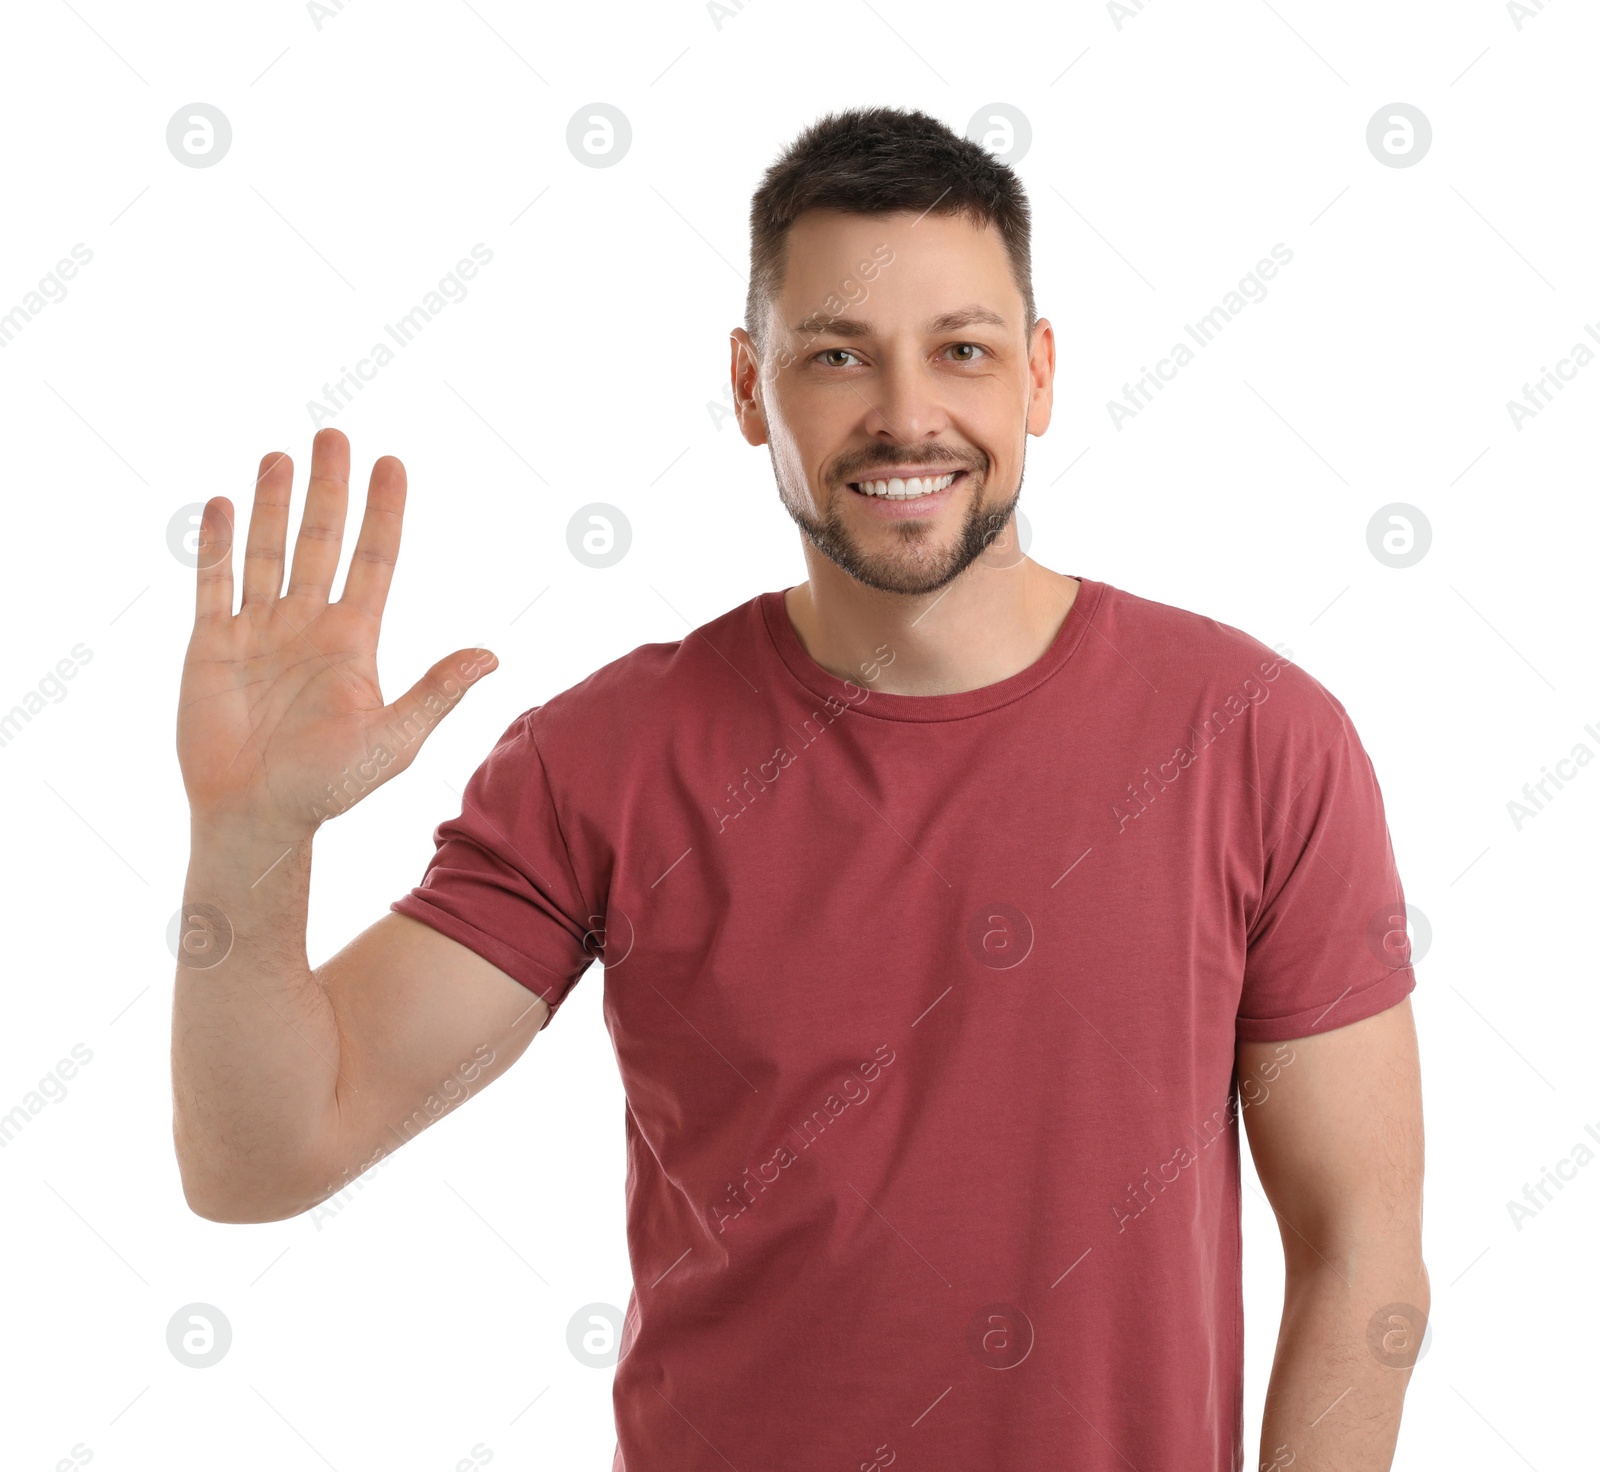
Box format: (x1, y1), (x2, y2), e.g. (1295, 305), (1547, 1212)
(848, 470), (962, 500)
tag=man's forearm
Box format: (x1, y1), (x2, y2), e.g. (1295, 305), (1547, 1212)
(1257, 1251), (1429, 1470)
(170, 819), (336, 1220)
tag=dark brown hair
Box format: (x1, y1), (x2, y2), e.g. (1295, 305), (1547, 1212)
(745, 105), (1035, 352)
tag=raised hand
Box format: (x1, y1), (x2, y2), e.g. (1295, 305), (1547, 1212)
(177, 427), (496, 840)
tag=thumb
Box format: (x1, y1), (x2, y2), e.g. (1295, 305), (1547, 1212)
(380, 647), (498, 770)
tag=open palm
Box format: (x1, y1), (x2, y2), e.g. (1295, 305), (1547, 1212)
(177, 428), (495, 838)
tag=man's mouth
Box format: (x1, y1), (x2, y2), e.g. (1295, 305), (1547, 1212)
(847, 469), (966, 500)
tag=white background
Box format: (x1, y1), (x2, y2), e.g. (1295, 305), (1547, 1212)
(1, 0), (1595, 1467)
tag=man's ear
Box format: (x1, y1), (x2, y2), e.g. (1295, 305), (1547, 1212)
(1025, 317), (1055, 437)
(729, 327), (769, 447)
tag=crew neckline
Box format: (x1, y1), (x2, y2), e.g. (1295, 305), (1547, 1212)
(758, 575), (1108, 723)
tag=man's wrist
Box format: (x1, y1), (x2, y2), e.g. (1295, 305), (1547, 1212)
(185, 813), (316, 900)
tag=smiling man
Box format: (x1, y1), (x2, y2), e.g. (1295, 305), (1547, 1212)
(173, 107), (1427, 1470)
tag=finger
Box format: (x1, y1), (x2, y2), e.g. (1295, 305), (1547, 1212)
(241, 450), (294, 606)
(193, 496), (235, 622)
(285, 427), (351, 602)
(339, 454), (406, 620)
(381, 648), (498, 770)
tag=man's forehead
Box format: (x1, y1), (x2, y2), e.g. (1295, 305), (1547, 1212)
(771, 209), (1017, 337)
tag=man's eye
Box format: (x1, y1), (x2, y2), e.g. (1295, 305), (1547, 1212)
(812, 345), (984, 366)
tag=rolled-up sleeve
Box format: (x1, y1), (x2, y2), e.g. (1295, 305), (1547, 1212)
(392, 708), (599, 1030)
(1237, 697), (1416, 1041)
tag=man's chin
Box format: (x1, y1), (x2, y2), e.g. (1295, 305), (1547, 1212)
(798, 524), (983, 597)
(780, 474), (1019, 596)
(833, 557), (966, 597)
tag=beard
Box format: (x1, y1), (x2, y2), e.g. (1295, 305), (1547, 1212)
(774, 444), (1025, 597)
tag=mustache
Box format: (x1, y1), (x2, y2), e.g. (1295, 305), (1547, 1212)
(833, 448), (986, 480)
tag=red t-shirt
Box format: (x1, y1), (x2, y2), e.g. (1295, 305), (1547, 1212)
(392, 575), (1416, 1471)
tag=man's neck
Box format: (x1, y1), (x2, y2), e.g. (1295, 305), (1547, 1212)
(782, 557), (1081, 697)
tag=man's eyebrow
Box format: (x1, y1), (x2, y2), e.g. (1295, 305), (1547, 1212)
(789, 304), (1008, 338)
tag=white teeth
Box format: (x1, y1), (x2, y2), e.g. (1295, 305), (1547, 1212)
(852, 472), (957, 499)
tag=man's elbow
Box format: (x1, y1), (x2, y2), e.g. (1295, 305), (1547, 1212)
(174, 1139), (329, 1224)
(181, 1181), (312, 1224)
(1282, 1206), (1428, 1293)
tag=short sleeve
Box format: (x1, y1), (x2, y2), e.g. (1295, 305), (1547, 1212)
(391, 709), (599, 1031)
(1236, 698), (1416, 1042)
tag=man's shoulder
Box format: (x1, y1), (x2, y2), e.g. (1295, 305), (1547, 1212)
(519, 589), (768, 751)
(1099, 577), (1347, 730)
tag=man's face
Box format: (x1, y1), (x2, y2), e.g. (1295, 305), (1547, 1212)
(732, 208), (1054, 597)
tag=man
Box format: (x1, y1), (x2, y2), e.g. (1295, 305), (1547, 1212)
(173, 106), (1427, 1469)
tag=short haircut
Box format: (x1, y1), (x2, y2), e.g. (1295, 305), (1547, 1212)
(745, 105), (1036, 353)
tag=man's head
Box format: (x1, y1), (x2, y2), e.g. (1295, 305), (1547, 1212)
(731, 106), (1054, 598)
